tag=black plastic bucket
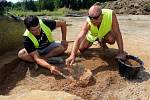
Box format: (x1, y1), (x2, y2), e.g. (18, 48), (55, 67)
(117, 55), (144, 79)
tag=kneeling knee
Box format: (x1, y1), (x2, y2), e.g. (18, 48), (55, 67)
(79, 47), (86, 53)
(108, 37), (115, 45)
(60, 46), (66, 52)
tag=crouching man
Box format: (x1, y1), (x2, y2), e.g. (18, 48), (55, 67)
(18, 15), (68, 75)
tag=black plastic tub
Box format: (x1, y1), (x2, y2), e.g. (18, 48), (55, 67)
(117, 55), (144, 79)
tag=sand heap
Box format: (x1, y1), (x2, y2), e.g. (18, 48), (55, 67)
(103, 0), (150, 15)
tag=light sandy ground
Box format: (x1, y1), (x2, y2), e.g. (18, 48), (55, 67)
(0, 15), (150, 100)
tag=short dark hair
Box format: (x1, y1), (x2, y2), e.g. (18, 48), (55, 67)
(24, 15), (39, 30)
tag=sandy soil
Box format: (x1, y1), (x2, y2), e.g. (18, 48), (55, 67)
(105, 0), (150, 15)
(0, 15), (150, 100)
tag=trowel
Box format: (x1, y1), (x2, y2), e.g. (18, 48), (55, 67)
(57, 71), (73, 80)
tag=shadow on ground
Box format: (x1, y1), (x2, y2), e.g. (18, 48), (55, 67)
(0, 59), (66, 95)
(0, 47), (149, 95)
(79, 47), (150, 82)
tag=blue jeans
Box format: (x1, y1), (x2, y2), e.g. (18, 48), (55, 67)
(37, 41), (61, 55)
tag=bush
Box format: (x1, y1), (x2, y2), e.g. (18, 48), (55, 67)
(144, 3), (150, 12)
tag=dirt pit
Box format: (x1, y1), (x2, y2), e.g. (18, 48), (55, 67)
(0, 16), (150, 100)
(0, 48), (121, 100)
(0, 47), (148, 100)
(57, 63), (93, 87)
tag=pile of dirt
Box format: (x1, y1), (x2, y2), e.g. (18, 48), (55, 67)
(0, 47), (118, 99)
(0, 47), (149, 100)
(124, 59), (141, 67)
(102, 0), (150, 15)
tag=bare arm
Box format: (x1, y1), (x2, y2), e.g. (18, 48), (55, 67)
(71, 21), (89, 56)
(29, 51), (59, 74)
(56, 20), (68, 49)
(56, 20), (67, 41)
(66, 21), (89, 65)
(112, 12), (124, 54)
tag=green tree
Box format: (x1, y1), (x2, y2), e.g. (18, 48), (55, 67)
(53, 0), (61, 8)
(0, 0), (7, 15)
(59, 0), (66, 8)
(43, 0), (55, 11)
(28, 0), (37, 11)
(24, 0), (37, 11)
(37, 0), (55, 11)
(13, 2), (23, 10)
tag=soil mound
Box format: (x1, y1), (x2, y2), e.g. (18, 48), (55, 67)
(102, 0), (150, 15)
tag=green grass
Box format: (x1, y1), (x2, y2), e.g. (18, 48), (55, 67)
(7, 8), (68, 17)
(7, 8), (88, 17)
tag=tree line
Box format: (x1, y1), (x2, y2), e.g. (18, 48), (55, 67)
(0, 0), (115, 15)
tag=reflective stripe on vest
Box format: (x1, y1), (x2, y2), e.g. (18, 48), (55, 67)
(23, 19), (54, 48)
(87, 9), (112, 40)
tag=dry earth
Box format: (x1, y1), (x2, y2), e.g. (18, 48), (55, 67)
(104, 0), (150, 15)
(0, 15), (150, 100)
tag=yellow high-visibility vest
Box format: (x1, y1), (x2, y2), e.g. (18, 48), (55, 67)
(86, 9), (112, 42)
(23, 19), (54, 48)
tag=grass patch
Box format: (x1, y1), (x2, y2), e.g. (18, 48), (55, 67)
(7, 8), (88, 17)
(7, 8), (70, 17)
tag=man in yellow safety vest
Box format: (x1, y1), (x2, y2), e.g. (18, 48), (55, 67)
(66, 2), (127, 65)
(18, 15), (68, 75)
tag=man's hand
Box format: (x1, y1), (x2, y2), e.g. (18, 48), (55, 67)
(61, 40), (68, 50)
(116, 52), (127, 60)
(66, 55), (75, 67)
(50, 65), (60, 75)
